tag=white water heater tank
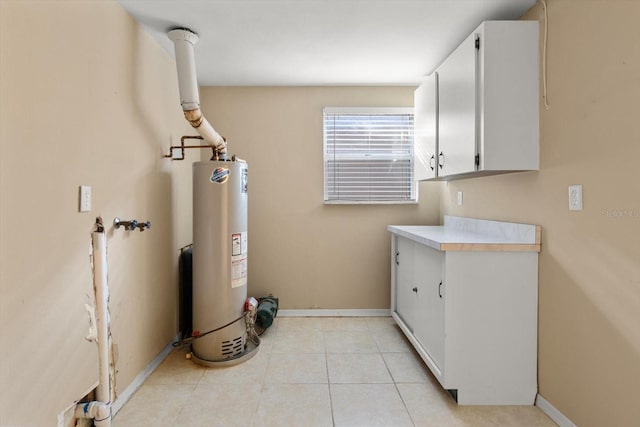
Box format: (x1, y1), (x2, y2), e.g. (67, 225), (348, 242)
(192, 160), (249, 364)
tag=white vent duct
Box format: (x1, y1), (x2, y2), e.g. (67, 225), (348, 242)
(168, 28), (227, 160)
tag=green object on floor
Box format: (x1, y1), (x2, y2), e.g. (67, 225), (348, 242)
(256, 295), (278, 329)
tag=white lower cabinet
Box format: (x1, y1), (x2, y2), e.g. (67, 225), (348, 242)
(390, 218), (539, 405)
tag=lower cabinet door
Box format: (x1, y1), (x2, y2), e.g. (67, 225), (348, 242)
(413, 243), (445, 372)
(395, 236), (417, 330)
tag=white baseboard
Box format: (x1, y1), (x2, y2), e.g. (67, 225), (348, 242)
(535, 394), (576, 427)
(111, 334), (178, 416)
(277, 309), (390, 317)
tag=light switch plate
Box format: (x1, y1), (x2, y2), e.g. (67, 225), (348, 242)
(457, 191), (463, 206)
(568, 184), (582, 211)
(79, 185), (91, 212)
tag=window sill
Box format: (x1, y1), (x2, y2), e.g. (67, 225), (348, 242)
(323, 200), (418, 205)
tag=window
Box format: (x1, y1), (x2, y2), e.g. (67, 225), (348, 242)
(323, 107), (415, 204)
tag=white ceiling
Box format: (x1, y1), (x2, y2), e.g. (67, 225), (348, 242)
(117, 0), (537, 86)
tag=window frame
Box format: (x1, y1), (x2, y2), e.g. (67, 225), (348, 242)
(323, 107), (417, 205)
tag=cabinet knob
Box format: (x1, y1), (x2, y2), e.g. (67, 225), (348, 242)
(412, 287), (418, 293)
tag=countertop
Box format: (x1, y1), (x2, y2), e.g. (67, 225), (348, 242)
(388, 216), (541, 252)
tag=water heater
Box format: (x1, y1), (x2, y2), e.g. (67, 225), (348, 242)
(167, 27), (258, 366)
(192, 160), (255, 366)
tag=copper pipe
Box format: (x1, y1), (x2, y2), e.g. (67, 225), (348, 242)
(163, 135), (218, 160)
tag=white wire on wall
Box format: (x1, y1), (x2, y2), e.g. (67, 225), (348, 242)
(540, 0), (551, 110)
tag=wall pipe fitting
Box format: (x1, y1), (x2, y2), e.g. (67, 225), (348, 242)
(168, 28), (228, 160)
(75, 401), (111, 427)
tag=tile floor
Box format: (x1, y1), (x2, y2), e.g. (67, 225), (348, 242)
(112, 317), (556, 427)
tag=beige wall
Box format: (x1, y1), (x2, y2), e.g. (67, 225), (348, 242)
(441, 1), (640, 426)
(200, 87), (440, 310)
(0, 1), (194, 425)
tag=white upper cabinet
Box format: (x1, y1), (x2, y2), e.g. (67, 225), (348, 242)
(414, 21), (539, 181)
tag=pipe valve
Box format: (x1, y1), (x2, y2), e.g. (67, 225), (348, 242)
(113, 217), (151, 232)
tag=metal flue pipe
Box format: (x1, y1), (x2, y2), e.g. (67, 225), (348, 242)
(168, 28), (227, 160)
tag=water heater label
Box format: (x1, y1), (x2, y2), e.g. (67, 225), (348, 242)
(210, 167), (230, 184)
(231, 232), (248, 288)
(231, 232), (247, 256)
(231, 258), (247, 288)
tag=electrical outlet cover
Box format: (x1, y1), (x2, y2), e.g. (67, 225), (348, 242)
(568, 184), (583, 211)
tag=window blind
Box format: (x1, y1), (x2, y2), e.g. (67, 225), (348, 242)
(323, 107), (415, 203)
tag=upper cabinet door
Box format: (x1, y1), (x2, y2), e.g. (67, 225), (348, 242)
(437, 32), (478, 177)
(414, 73), (438, 181)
